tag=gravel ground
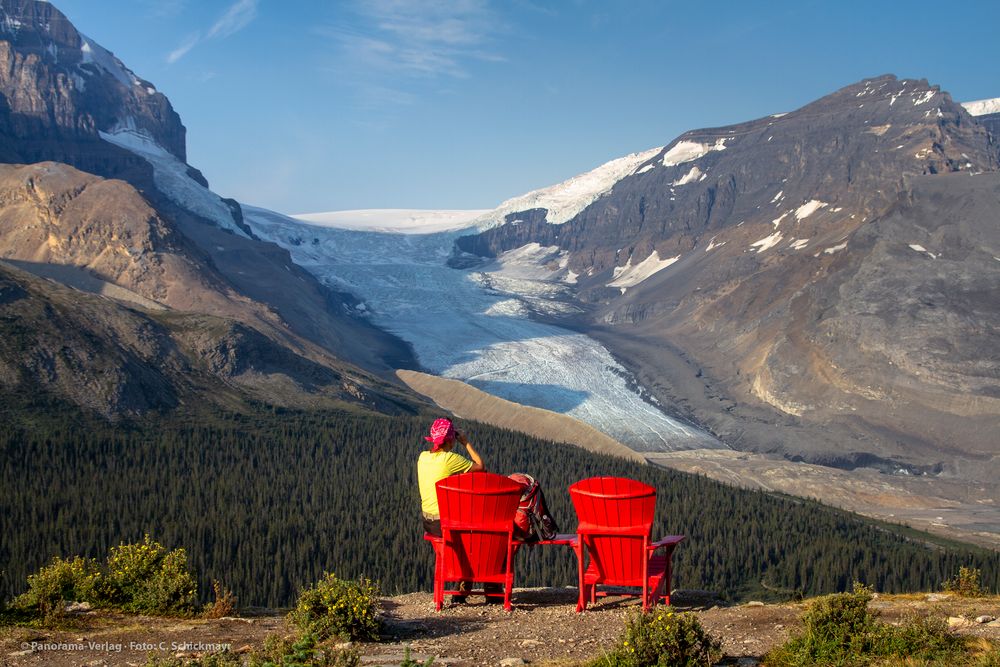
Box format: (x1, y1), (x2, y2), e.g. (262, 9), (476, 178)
(2, 590), (998, 666)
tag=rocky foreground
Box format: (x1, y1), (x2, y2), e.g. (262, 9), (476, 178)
(3, 589), (999, 666)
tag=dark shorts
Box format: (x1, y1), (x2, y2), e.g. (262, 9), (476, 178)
(422, 516), (441, 537)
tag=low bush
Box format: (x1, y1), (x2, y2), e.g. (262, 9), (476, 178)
(288, 573), (381, 642)
(203, 580), (237, 619)
(101, 535), (198, 614)
(11, 556), (100, 620)
(11, 536), (202, 621)
(247, 632), (360, 667)
(143, 651), (243, 667)
(592, 607), (721, 667)
(944, 567), (986, 597)
(765, 583), (971, 666)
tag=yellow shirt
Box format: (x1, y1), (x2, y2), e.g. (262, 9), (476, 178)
(417, 450), (474, 518)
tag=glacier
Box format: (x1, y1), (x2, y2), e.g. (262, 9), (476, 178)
(243, 206), (724, 453)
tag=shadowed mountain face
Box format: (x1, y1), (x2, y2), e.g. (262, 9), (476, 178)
(0, 261), (419, 417)
(456, 75), (1000, 482)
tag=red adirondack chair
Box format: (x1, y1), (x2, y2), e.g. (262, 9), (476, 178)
(569, 476), (685, 612)
(424, 472), (522, 611)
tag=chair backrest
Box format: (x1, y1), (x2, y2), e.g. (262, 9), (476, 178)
(436, 472), (522, 580)
(569, 476), (657, 585)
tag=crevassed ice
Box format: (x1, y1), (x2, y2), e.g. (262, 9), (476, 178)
(242, 206), (723, 453)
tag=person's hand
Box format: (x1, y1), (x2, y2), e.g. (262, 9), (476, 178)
(456, 431), (469, 446)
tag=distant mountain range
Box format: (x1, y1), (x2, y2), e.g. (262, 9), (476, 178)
(451, 75), (1000, 488)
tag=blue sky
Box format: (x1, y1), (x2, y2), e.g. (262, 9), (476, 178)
(54, 0), (1000, 215)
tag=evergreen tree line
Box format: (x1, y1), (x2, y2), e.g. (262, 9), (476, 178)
(1, 405), (996, 608)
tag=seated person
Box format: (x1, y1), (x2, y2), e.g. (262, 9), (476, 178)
(417, 417), (484, 537)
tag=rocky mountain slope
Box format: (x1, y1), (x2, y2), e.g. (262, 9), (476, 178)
(0, 260), (416, 417)
(454, 76), (1000, 485)
(0, 0), (420, 415)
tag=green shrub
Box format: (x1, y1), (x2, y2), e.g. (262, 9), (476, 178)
(11, 536), (201, 622)
(765, 583), (970, 666)
(592, 607), (721, 667)
(398, 646), (434, 666)
(11, 556), (100, 619)
(288, 573), (381, 642)
(101, 535), (198, 614)
(143, 651), (243, 667)
(943, 567), (986, 597)
(247, 632), (359, 667)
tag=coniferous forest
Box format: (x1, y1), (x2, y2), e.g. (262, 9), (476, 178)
(1, 398), (997, 608)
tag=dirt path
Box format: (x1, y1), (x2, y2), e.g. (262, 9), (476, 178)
(3, 590), (998, 666)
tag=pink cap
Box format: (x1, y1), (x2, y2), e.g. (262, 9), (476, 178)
(424, 418), (455, 452)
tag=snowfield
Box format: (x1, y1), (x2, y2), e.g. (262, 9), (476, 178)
(962, 98), (1000, 116)
(292, 209), (488, 234)
(242, 206), (723, 453)
(469, 147), (663, 228)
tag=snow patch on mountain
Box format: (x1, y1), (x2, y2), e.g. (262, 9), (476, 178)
(661, 138), (727, 167)
(608, 251), (680, 288)
(673, 166), (705, 186)
(79, 33), (142, 89)
(100, 124), (248, 238)
(242, 207), (721, 453)
(962, 98), (1000, 116)
(795, 200), (828, 221)
(751, 231), (783, 253)
(292, 209), (487, 234)
(471, 147), (663, 228)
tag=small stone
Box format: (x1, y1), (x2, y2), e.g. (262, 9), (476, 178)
(774, 624), (784, 629)
(988, 620), (1000, 628)
(520, 640), (541, 647)
(334, 641), (353, 649)
(499, 659), (526, 667)
(925, 593), (951, 602)
(947, 616), (970, 628)
(975, 615), (995, 624)
(64, 601), (92, 613)
(746, 600), (765, 607)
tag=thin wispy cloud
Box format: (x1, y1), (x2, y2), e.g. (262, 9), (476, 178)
(207, 0), (258, 39)
(167, 33), (200, 64)
(322, 0), (505, 81)
(166, 0), (259, 64)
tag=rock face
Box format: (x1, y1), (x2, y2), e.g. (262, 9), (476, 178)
(0, 0), (183, 183)
(455, 75), (1000, 482)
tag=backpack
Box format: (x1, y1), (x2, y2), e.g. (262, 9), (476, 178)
(508, 473), (559, 543)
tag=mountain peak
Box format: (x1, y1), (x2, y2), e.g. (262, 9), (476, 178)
(0, 0), (187, 162)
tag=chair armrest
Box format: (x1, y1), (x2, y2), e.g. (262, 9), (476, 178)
(647, 535), (685, 551)
(536, 533), (578, 547)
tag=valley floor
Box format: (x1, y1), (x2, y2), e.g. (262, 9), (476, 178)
(4, 590), (999, 666)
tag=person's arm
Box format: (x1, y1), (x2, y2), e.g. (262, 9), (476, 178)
(457, 431), (485, 472)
